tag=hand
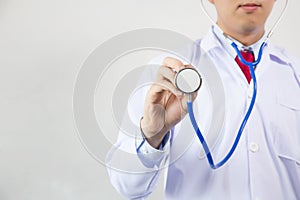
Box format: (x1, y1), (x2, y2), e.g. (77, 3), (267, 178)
(141, 57), (197, 148)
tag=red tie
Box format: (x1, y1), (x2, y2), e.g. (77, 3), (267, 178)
(235, 50), (254, 83)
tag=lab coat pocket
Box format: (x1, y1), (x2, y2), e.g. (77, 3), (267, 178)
(277, 83), (300, 111)
(274, 137), (300, 166)
(274, 87), (300, 166)
(272, 115), (300, 166)
(278, 95), (300, 111)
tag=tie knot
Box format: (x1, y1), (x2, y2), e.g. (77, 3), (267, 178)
(240, 50), (254, 62)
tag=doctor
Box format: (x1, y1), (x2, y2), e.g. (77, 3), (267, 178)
(106, 0), (300, 199)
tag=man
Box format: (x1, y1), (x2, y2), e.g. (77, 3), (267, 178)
(107, 0), (300, 199)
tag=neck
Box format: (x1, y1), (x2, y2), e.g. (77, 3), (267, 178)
(228, 31), (265, 46)
(217, 23), (265, 46)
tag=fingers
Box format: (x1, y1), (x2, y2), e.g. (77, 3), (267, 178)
(155, 66), (180, 96)
(158, 57), (186, 93)
(147, 56), (198, 104)
(163, 57), (185, 72)
(157, 65), (176, 83)
(142, 57), (198, 140)
(152, 78), (181, 97)
(156, 57), (194, 95)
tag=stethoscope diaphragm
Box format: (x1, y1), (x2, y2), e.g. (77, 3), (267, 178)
(175, 68), (202, 94)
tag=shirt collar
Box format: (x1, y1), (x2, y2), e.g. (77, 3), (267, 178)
(200, 25), (290, 65)
(212, 24), (267, 60)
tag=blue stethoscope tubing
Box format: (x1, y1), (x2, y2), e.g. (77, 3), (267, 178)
(187, 42), (266, 169)
(189, 0), (289, 169)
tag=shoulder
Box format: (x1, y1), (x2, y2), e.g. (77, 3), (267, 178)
(268, 43), (300, 77)
(268, 42), (300, 64)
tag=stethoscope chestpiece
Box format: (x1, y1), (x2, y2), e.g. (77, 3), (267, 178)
(175, 68), (202, 94)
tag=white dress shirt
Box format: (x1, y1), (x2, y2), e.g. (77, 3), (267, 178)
(106, 26), (300, 200)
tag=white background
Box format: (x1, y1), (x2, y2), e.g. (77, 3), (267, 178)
(0, 0), (299, 199)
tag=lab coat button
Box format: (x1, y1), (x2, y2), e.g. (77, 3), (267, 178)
(248, 88), (253, 98)
(249, 142), (259, 153)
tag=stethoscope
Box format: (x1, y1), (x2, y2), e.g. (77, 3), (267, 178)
(174, 0), (288, 169)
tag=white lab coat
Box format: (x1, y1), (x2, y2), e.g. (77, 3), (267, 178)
(106, 26), (300, 200)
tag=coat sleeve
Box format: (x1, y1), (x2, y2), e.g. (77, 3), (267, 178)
(104, 45), (198, 198)
(105, 128), (171, 199)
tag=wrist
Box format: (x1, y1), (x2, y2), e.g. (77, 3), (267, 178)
(140, 117), (169, 149)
